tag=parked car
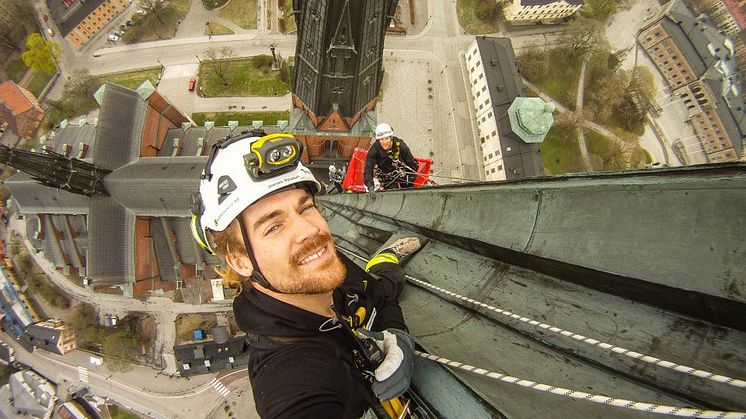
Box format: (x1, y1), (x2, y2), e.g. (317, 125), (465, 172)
(108, 33), (119, 42)
(188, 78), (196, 92)
(46, 28), (54, 37)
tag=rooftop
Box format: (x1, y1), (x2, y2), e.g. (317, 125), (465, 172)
(46, 0), (108, 37)
(0, 81), (40, 116)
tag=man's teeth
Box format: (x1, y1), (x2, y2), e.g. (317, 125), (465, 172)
(300, 246), (326, 265)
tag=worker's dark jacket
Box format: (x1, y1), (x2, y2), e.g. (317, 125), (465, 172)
(364, 137), (418, 190)
(233, 253), (408, 419)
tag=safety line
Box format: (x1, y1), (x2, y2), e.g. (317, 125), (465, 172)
(337, 247), (746, 389)
(415, 351), (746, 418)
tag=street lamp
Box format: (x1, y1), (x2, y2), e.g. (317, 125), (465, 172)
(195, 55), (202, 64)
(156, 59), (164, 70)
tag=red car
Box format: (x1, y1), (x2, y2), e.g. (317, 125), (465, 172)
(188, 78), (196, 92)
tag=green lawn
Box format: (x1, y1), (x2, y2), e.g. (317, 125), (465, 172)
(192, 111), (290, 126)
(585, 129), (625, 171)
(94, 67), (161, 90)
(198, 55), (290, 97)
(7, 59), (28, 83)
(540, 123), (584, 175)
(24, 70), (53, 98)
(122, 0), (192, 43)
(206, 22), (234, 36)
(528, 49), (581, 110)
(108, 405), (142, 419)
(457, 0), (501, 34)
(219, 0), (257, 29)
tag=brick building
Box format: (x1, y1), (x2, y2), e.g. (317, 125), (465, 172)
(27, 319), (77, 355)
(47, 0), (128, 50)
(638, 0), (745, 162)
(503, 0), (584, 25)
(0, 81), (45, 139)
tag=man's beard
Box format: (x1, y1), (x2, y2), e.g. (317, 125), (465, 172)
(273, 232), (346, 294)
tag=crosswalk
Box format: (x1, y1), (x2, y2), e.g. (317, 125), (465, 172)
(210, 378), (230, 397)
(77, 366), (89, 383)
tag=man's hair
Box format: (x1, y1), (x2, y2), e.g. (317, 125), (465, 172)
(208, 219), (252, 293)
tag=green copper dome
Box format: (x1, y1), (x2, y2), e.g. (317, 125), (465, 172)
(507, 97), (555, 144)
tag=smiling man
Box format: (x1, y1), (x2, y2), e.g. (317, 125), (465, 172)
(191, 132), (421, 418)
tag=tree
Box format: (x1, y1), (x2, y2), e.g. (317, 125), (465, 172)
(139, 0), (167, 24)
(63, 70), (99, 109)
(561, 16), (606, 61)
(518, 45), (548, 82)
(204, 46), (235, 86)
(22, 33), (60, 75)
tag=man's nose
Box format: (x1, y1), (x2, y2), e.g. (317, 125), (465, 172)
(292, 213), (320, 242)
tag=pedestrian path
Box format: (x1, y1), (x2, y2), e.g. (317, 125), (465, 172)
(78, 366), (89, 383)
(210, 378), (230, 397)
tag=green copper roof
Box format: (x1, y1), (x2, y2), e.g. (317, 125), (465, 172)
(508, 97), (555, 144)
(136, 80), (156, 100)
(94, 84), (105, 106)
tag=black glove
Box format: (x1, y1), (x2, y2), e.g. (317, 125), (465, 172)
(357, 329), (415, 400)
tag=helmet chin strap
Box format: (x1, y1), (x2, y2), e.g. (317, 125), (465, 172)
(237, 218), (284, 294)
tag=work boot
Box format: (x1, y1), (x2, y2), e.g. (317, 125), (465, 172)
(366, 235), (426, 272)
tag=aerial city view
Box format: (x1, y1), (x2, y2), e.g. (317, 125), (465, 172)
(0, 0), (743, 418)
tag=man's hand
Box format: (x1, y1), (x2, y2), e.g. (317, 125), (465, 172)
(357, 329), (415, 400)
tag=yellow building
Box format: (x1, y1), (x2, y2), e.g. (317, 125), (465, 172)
(47, 0), (128, 50)
(503, 0), (584, 25)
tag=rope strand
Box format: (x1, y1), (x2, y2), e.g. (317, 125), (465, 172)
(337, 247), (746, 389)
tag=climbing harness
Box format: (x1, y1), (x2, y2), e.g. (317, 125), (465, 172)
(337, 246), (746, 417)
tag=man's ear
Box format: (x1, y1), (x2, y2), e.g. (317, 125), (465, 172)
(226, 251), (254, 277)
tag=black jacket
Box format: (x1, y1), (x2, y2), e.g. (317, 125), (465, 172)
(233, 254), (407, 419)
(364, 137), (418, 190)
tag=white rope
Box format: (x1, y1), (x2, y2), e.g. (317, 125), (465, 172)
(415, 351), (746, 418)
(337, 247), (746, 389)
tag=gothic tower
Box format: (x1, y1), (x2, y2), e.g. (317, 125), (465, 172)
(290, 0), (399, 164)
(0, 145), (110, 196)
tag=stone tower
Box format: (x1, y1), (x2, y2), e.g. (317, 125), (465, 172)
(290, 0), (399, 164)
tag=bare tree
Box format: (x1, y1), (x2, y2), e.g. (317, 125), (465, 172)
(139, 0), (167, 24)
(0, 0), (34, 52)
(204, 46), (236, 86)
(561, 16), (606, 60)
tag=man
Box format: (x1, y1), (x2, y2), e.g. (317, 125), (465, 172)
(190, 132), (421, 418)
(328, 164), (345, 194)
(364, 123), (419, 191)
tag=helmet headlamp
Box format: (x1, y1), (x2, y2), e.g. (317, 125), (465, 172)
(243, 134), (302, 180)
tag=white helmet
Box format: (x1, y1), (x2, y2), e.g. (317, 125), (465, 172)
(191, 132), (320, 255)
(329, 164), (337, 173)
(375, 122), (394, 140)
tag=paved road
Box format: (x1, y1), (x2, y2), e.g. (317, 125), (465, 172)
(3, 329), (253, 419)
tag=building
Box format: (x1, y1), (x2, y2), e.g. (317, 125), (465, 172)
(465, 37), (547, 181)
(27, 319), (77, 355)
(503, 0), (584, 25)
(0, 369), (57, 419)
(174, 326), (247, 377)
(0, 267), (40, 352)
(690, 0), (746, 37)
(638, 0), (746, 163)
(0, 81), (45, 139)
(290, 0), (398, 166)
(46, 0), (128, 50)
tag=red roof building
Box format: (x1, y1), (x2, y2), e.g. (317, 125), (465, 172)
(0, 81), (45, 139)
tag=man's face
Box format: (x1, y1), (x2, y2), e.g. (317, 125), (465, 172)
(379, 136), (393, 150)
(238, 188), (346, 294)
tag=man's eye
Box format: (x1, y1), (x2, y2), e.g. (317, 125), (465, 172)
(265, 225), (280, 236)
(301, 204), (315, 213)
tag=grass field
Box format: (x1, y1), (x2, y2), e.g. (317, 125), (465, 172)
(192, 111), (290, 126)
(94, 67), (161, 90)
(122, 0), (192, 43)
(7, 59), (27, 83)
(540, 123), (584, 175)
(278, 0), (296, 33)
(24, 70), (53, 98)
(219, 0), (257, 29)
(206, 21), (234, 36)
(198, 55), (290, 97)
(457, 0), (501, 34)
(109, 404), (143, 419)
(529, 49), (581, 111)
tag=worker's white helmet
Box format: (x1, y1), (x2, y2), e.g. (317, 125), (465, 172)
(375, 123), (394, 140)
(191, 132), (320, 254)
(329, 164), (337, 173)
